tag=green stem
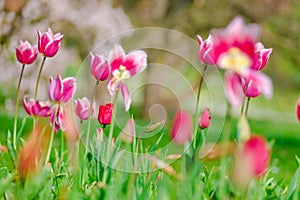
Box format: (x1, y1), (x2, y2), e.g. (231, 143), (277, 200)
(244, 97), (251, 117)
(45, 105), (59, 164)
(84, 80), (99, 158)
(102, 91), (119, 183)
(34, 56), (46, 100)
(13, 64), (26, 150)
(193, 65), (207, 148)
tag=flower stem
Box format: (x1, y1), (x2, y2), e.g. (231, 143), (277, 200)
(193, 65), (207, 148)
(13, 64), (26, 150)
(84, 80), (99, 158)
(102, 91), (119, 183)
(45, 105), (59, 164)
(34, 56), (46, 100)
(244, 97), (251, 117)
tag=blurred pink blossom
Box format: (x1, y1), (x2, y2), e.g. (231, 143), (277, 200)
(198, 107), (211, 129)
(252, 42), (273, 71)
(297, 97), (300, 122)
(74, 97), (95, 120)
(50, 105), (67, 132)
(170, 110), (192, 145)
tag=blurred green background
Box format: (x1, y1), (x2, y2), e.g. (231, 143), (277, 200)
(0, 0), (299, 181)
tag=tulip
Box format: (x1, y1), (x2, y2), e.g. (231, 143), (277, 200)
(197, 35), (215, 65)
(210, 16), (261, 74)
(50, 105), (67, 132)
(170, 110), (192, 145)
(90, 53), (110, 81)
(37, 28), (63, 57)
(48, 74), (76, 104)
(198, 107), (211, 129)
(252, 42), (272, 71)
(74, 97), (95, 120)
(107, 44), (147, 111)
(23, 96), (51, 117)
(297, 97), (300, 122)
(243, 135), (270, 176)
(16, 40), (38, 65)
(98, 103), (113, 125)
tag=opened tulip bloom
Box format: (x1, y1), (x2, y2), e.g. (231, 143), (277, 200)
(98, 103), (113, 125)
(198, 107), (211, 129)
(48, 74), (76, 104)
(16, 41), (38, 65)
(107, 44), (147, 111)
(23, 96), (51, 117)
(170, 110), (192, 145)
(210, 16), (260, 74)
(37, 28), (63, 57)
(50, 105), (67, 132)
(90, 53), (110, 81)
(74, 97), (95, 120)
(197, 35), (215, 65)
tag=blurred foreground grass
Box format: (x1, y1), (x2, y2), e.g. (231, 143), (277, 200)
(0, 114), (299, 182)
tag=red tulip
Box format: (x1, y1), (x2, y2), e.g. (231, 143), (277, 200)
(170, 110), (192, 145)
(98, 103), (113, 125)
(16, 40), (38, 65)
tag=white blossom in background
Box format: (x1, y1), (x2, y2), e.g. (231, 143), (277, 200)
(0, 0), (132, 113)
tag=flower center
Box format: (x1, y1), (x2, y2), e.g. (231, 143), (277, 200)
(218, 47), (251, 73)
(112, 65), (130, 80)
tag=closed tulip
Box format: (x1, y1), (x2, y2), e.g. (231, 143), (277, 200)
(16, 40), (38, 65)
(37, 28), (63, 57)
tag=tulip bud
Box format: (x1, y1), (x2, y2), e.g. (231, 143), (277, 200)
(50, 105), (67, 132)
(197, 35), (215, 65)
(97, 103), (113, 125)
(170, 110), (192, 145)
(74, 97), (95, 120)
(37, 28), (63, 57)
(16, 40), (38, 65)
(90, 53), (110, 81)
(198, 107), (211, 129)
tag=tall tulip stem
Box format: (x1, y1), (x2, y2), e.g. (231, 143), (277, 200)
(245, 97), (251, 117)
(34, 56), (47, 100)
(13, 64), (26, 150)
(193, 65), (207, 148)
(84, 80), (99, 158)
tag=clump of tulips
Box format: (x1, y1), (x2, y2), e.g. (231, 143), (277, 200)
(6, 15), (300, 199)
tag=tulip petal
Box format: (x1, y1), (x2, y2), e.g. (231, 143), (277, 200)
(121, 83), (131, 112)
(61, 77), (76, 103)
(224, 72), (244, 106)
(123, 50), (147, 76)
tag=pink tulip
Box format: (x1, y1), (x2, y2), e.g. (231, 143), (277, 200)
(98, 103), (113, 125)
(197, 35), (215, 65)
(48, 74), (76, 104)
(210, 16), (261, 74)
(224, 70), (273, 106)
(252, 42), (272, 71)
(170, 110), (192, 145)
(297, 97), (300, 122)
(243, 135), (270, 176)
(16, 41), (38, 65)
(90, 53), (110, 81)
(198, 107), (211, 129)
(74, 97), (95, 120)
(107, 44), (147, 111)
(50, 105), (67, 132)
(37, 28), (63, 57)
(22, 96), (51, 117)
